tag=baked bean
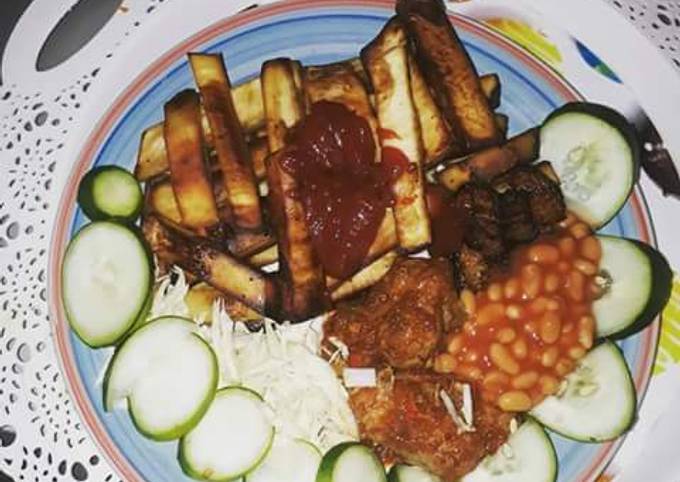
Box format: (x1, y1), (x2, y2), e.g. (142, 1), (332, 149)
(477, 302), (505, 326)
(578, 316), (595, 349)
(555, 358), (574, 376)
(570, 222), (590, 239)
(511, 338), (528, 359)
(447, 334), (464, 355)
(498, 390), (532, 412)
(458, 364), (482, 381)
(483, 370), (510, 388)
(490, 343), (520, 375)
(580, 236), (602, 262)
(541, 346), (559, 367)
(546, 298), (561, 311)
(523, 321), (539, 337)
(557, 261), (572, 274)
(530, 297), (549, 314)
(561, 322), (574, 334)
(558, 237), (576, 257)
(463, 322), (477, 336)
(487, 283), (503, 302)
(496, 328), (517, 344)
(544, 273), (560, 293)
(464, 350), (480, 363)
(566, 270), (585, 302)
(574, 258), (598, 276)
(588, 280), (604, 298)
(504, 278), (520, 299)
(460, 289), (476, 315)
(512, 371), (539, 390)
(506, 304), (522, 320)
(527, 244), (561, 264)
(539, 375), (560, 395)
(539, 311), (562, 344)
(569, 346), (586, 360)
(434, 353), (457, 373)
(520, 264), (543, 300)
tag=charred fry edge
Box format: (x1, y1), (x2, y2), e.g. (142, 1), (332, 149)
(185, 282), (262, 323)
(362, 17), (431, 251)
(134, 72), (500, 182)
(144, 215), (279, 315)
(163, 90), (220, 231)
(437, 127), (539, 192)
(397, 0), (502, 149)
(189, 53), (264, 231)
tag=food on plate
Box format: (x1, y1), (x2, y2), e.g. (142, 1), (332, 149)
(103, 316), (218, 440)
(61, 0), (674, 480)
(77, 165), (143, 223)
(62, 221), (152, 347)
(189, 53), (264, 231)
(539, 102), (640, 228)
(178, 386), (274, 481)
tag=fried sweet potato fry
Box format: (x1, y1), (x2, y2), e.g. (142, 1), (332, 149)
(163, 90), (220, 232)
(397, 0), (502, 150)
(362, 17), (431, 251)
(144, 215), (278, 315)
(185, 282), (262, 323)
(261, 58), (307, 153)
(438, 127), (540, 192)
(330, 250), (399, 301)
(262, 60), (328, 320)
(189, 53), (263, 231)
(407, 51), (459, 164)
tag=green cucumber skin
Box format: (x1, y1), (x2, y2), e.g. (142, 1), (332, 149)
(601, 237), (673, 341)
(542, 101), (641, 229)
(532, 342), (637, 443)
(77, 165), (143, 223)
(177, 387), (274, 482)
(316, 442), (387, 482)
(62, 222), (153, 348)
(129, 333), (218, 442)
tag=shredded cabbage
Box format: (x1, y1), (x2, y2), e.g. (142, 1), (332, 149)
(148, 268), (359, 451)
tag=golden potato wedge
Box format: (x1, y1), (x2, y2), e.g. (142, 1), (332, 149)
(330, 251), (399, 301)
(362, 17), (431, 252)
(163, 90), (220, 231)
(190, 53), (263, 231)
(397, 0), (502, 150)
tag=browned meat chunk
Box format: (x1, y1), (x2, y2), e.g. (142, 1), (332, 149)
(497, 190), (537, 244)
(494, 166), (566, 226)
(456, 184), (505, 261)
(325, 257), (461, 369)
(350, 371), (512, 480)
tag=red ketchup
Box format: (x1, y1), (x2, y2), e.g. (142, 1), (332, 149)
(426, 185), (469, 257)
(280, 101), (391, 279)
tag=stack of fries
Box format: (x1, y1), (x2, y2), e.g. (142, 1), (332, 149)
(137, 0), (541, 323)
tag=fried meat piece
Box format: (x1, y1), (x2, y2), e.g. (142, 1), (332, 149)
(497, 189), (538, 244)
(456, 184), (505, 261)
(350, 371), (512, 480)
(325, 258), (461, 369)
(453, 244), (490, 292)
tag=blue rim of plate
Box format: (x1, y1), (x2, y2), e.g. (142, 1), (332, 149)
(48, 1), (659, 481)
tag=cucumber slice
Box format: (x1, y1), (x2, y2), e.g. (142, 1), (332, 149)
(179, 386), (274, 481)
(594, 235), (672, 339)
(540, 102), (640, 228)
(247, 438), (321, 482)
(103, 316), (217, 441)
(316, 442), (386, 482)
(388, 464), (442, 482)
(62, 221), (152, 347)
(460, 419), (556, 482)
(530, 341), (636, 442)
(78, 165), (144, 223)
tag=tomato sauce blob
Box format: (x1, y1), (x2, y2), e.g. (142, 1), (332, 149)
(280, 101), (391, 279)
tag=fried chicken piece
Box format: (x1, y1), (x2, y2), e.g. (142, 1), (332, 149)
(350, 371), (512, 480)
(325, 257), (462, 369)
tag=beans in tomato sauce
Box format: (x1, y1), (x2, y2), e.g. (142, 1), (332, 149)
(434, 213), (602, 412)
